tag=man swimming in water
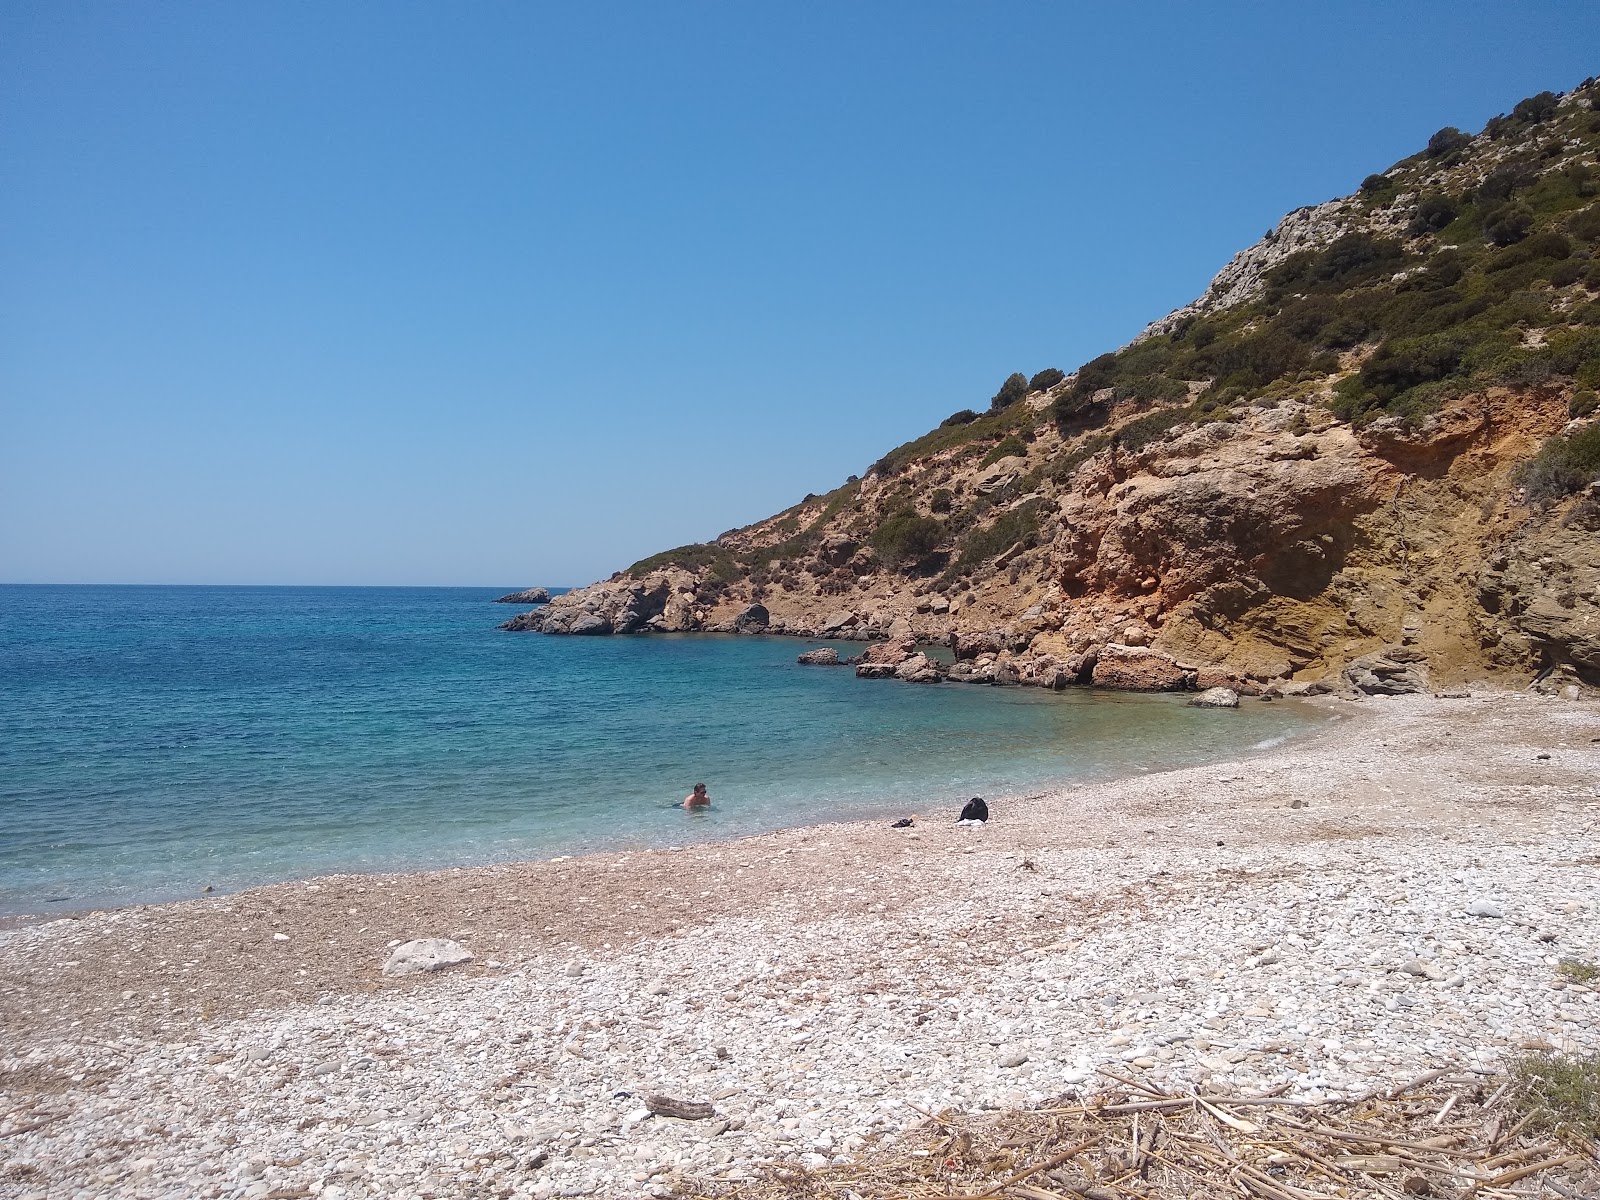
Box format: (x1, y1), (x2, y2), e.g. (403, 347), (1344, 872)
(683, 782), (710, 810)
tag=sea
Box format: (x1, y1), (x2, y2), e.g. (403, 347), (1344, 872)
(0, 585), (1320, 916)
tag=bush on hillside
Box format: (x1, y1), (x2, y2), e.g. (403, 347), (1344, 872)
(871, 510), (944, 569)
(980, 435), (1028, 466)
(1512, 91), (1560, 125)
(1568, 206), (1600, 243)
(1479, 163), (1537, 205)
(1426, 127), (1472, 157)
(940, 408), (981, 428)
(1407, 195), (1458, 236)
(929, 487), (953, 513)
(1028, 367), (1065, 391)
(1483, 204), (1534, 246)
(1360, 173), (1395, 195)
(989, 372), (1030, 412)
(1518, 423), (1600, 502)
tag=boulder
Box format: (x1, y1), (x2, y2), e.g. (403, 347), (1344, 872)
(498, 609), (547, 632)
(493, 587), (550, 605)
(797, 648), (843, 666)
(1091, 644), (1195, 691)
(886, 615), (915, 642)
(568, 612), (612, 636)
(1188, 686), (1241, 709)
(857, 638), (918, 667)
(893, 653), (944, 683)
(820, 609), (857, 634)
(947, 659), (997, 684)
(660, 592), (698, 632)
(975, 455), (1027, 495)
(1342, 647), (1428, 695)
(382, 938), (474, 978)
(732, 603), (770, 633)
(854, 663), (898, 679)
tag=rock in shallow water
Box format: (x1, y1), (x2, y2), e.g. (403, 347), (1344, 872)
(381, 938), (474, 977)
(1188, 687), (1240, 709)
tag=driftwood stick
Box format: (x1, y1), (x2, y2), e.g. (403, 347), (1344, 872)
(644, 1094), (714, 1120)
(948, 1137), (1099, 1199)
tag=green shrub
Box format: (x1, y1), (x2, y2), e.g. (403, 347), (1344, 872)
(1028, 367), (1065, 392)
(626, 542), (738, 579)
(1510, 1051), (1600, 1141)
(1483, 204), (1534, 246)
(870, 510), (944, 569)
(1115, 407), (1191, 453)
(949, 501), (1043, 574)
(980, 435), (1028, 466)
(1518, 423), (1600, 503)
(1479, 163), (1537, 205)
(1426, 127), (1472, 157)
(1549, 261), (1584, 288)
(1569, 389), (1599, 419)
(989, 372), (1030, 412)
(940, 408), (980, 428)
(1408, 195), (1458, 236)
(1568, 206), (1600, 243)
(929, 488), (953, 514)
(1511, 90), (1560, 125)
(1360, 172), (1394, 194)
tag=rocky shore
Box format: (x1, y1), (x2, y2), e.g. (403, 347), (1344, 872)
(2, 691), (1596, 1199)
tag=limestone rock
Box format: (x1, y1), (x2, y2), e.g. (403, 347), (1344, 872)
(732, 603), (770, 633)
(1091, 644), (1195, 691)
(1342, 647), (1428, 695)
(1188, 686), (1240, 709)
(796, 648), (844, 666)
(493, 587), (550, 605)
(382, 938), (474, 978)
(893, 653), (943, 683)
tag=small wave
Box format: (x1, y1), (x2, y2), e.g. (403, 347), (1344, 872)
(1251, 735), (1289, 751)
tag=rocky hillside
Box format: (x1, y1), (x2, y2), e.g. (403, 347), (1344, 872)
(505, 81), (1600, 695)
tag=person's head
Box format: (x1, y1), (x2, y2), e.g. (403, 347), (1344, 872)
(692, 783), (708, 797)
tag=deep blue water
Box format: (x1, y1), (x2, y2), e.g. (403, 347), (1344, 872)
(0, 585), (1318, 915)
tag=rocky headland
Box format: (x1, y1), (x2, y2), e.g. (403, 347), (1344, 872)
(504, 82), (1600, 700)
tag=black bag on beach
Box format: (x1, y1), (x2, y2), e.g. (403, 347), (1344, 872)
(958, 796), (988, 823)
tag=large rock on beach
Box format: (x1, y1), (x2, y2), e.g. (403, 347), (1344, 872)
(1188, 686), (1241, 708)
(494, 587), (550, 605)
(1342, 647), (1428, 695)
(893, 652), (944, 683)
(381, 938), (474, 978)
(732, 603), (770, 633)
(1091, 644), (1195, 691)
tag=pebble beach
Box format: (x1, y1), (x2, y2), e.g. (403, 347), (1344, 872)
(2, 691), (1597, 1200)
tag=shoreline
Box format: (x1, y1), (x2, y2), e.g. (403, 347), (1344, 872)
(2, 691), (1597, 1200)
(0, 683), (1320, 928)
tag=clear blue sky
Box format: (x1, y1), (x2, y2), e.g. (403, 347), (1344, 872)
(3, 3), (1595, 586)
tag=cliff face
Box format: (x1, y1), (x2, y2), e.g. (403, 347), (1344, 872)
(506, 82), (1600, 694)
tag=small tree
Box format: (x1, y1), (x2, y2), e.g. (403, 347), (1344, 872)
(871, 511), (944, 569)
(929, 488), (953, 513)
(989, 372), (1030, 412)
(1426, 127), (1471, 157)
(1360, 173), (1394, 195)
(1511, 91), (1560, 124)
(940, 408), (980, 428)
(1028, 367), (1065, 391)
(1483, 204), (1534, 247)
(1407, 195), (1458, 236)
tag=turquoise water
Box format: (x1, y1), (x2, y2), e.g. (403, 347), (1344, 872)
(0, 585), (1317, 915)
